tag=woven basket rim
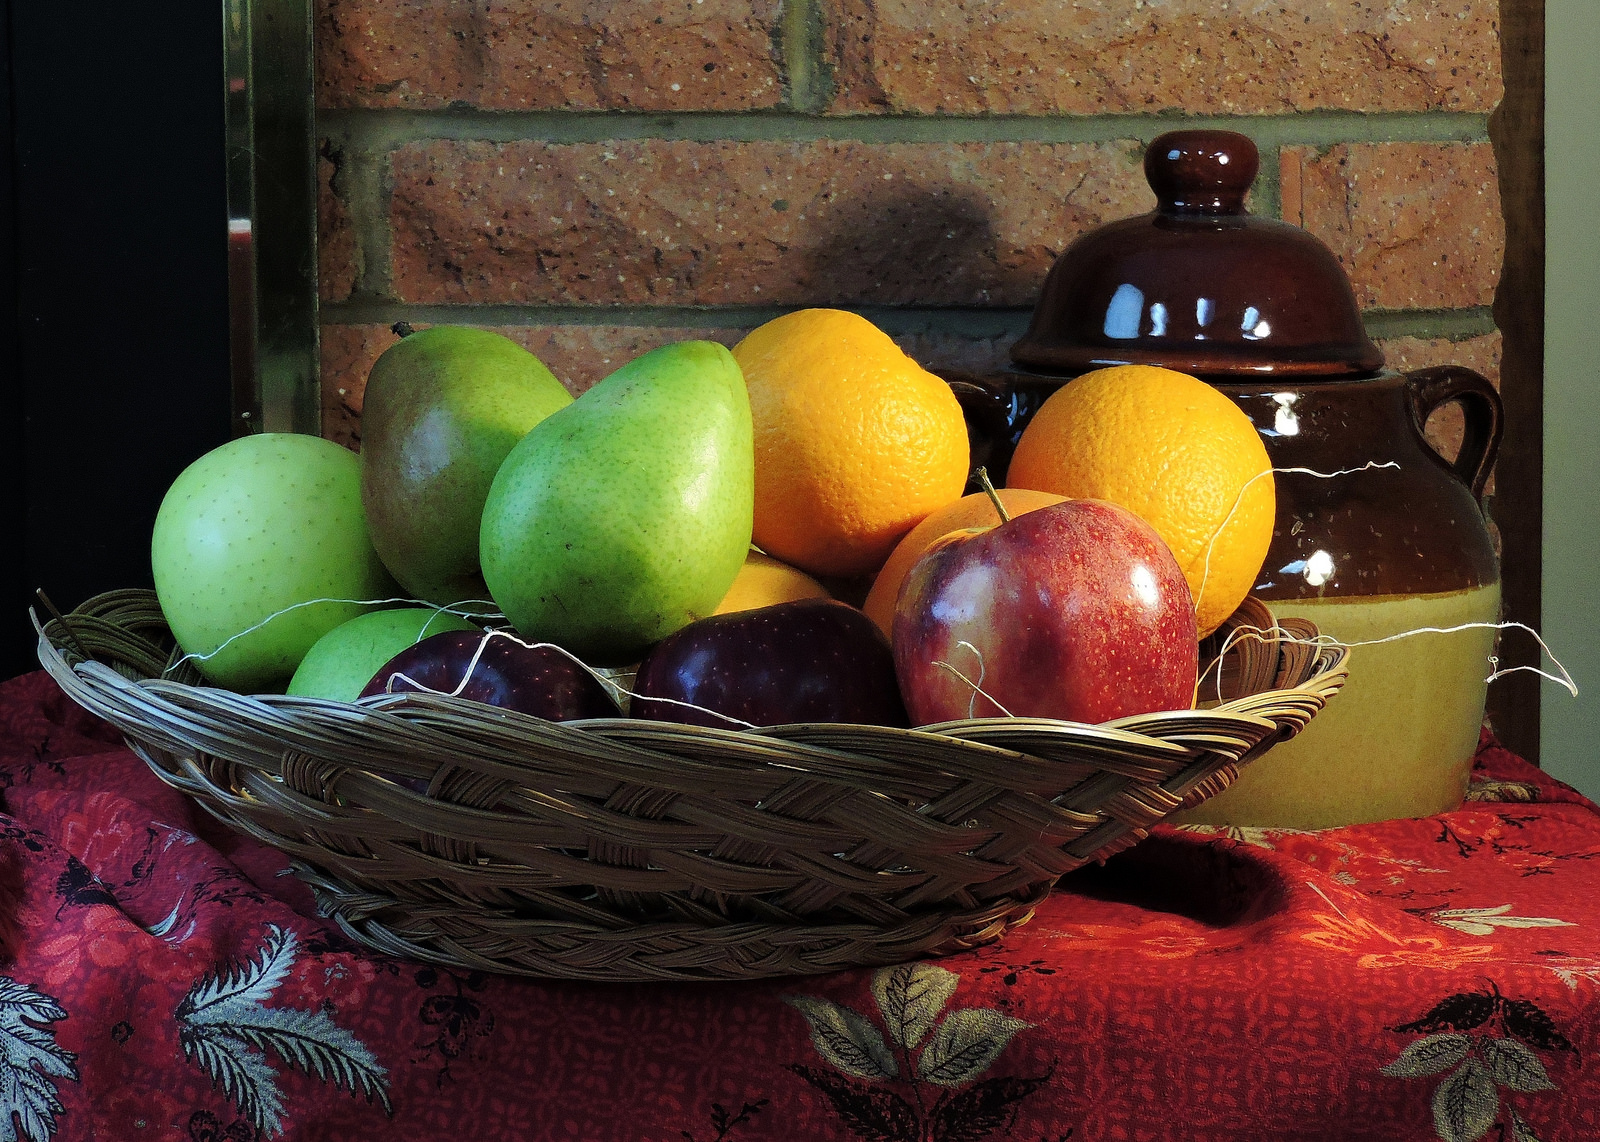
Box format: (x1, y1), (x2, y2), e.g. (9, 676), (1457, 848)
(32, 589), (1349, 982)
(34, 597), (1344, 753)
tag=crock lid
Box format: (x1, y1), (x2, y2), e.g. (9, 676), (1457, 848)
(1010, 130), (1384, 378)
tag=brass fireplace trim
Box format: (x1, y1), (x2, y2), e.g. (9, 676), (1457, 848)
(224, 0), (319, 436)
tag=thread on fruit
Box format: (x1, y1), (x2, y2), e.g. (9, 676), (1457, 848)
(1192, 460), (1399, 620)
(170, 597), (503, 675)
(1203, 619), (1578, 704)
(931, 640), (1015, 719)
(372, 626), (762, 728)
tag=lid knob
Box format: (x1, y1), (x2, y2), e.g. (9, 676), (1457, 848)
(1145, 130), (1258, 215)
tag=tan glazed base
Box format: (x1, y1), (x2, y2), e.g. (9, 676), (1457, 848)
(1175, 582), (1502, 830)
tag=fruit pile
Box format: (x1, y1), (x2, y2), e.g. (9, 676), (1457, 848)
(150, 309), (1273, 732)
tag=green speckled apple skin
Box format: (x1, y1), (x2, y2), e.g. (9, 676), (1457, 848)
(285, 606), (476, 702)
(480, 340), (754, 665)
(151, 433), (399, 692)
(361, 326), (572, 606)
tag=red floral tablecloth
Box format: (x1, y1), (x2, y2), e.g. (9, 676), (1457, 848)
(1, 669), (1598, 1142)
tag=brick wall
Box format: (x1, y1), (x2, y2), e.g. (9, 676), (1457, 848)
(315, 0), (1507, 465)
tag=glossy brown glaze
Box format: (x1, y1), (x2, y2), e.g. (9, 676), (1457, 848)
(1218, 369), (1501, 602)
(1010, 130), (1383, 378)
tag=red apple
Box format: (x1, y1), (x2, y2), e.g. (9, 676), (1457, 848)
(359, 629), (621, 721)
(633, 598), (908, 729)
(892, 498), (1197, 726)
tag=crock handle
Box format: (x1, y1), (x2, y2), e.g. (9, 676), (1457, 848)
(1405, 365), (1504, 504)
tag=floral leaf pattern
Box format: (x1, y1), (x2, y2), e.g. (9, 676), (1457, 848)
(789, 1066), (919, 1142)
(1481, 1038), (1555, 1093)
(0, 977), (79, 1142)
(1432, 1058), (1497, 1142)
(1383, 986), (1571, 1142)
(1510, 1106), (1546, 1142)
(183, 1032), (284, 1137)
(1380, 1033), (1472, 1079)
(928, 1073), (1053, 1142)
(1500, 1000), (1575, 1054)
(1467, 780), (1541, 803)
(788, 964), (1051, 1141)
(1428, 905), (1574, 937)
(1395, 992), (1499, 1035)
(871, 964), (959, 1050)
(785, 997), (898, 1081)
(916, 1010), (1032, 1088)
(177, 925), (391, 1137)
(179, 925), (296, 1019)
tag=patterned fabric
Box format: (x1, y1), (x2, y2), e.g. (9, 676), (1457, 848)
(1, 669), (1597, 1141)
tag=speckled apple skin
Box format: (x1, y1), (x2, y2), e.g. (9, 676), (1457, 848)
(360, 630), (621, 721)
(632, 598), (908, 729)
(892, 499), (1198, 727)
(150, 433), (398, 692)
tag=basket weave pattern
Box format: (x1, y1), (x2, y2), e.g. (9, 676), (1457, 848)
(38, 590), (1345, 982)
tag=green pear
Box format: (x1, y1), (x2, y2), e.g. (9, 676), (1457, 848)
(360, 325), (572, 606)
(479, 340), (754, 665)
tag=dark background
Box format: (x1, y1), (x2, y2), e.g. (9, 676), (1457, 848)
(1, 0), (234, 679)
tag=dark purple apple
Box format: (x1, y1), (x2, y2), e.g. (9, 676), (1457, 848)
(632, 598), (908, 729)
(893, 498), (1198, 726)
(359, 629), (621, 720)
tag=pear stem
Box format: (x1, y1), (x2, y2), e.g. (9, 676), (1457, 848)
(974, 467), (1011, 524)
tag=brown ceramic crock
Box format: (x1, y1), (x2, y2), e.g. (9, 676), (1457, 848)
(958, 130), (1505, 828)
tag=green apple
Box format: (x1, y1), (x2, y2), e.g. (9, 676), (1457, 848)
(361, 325), (572, 606)
(151, 433), (397, 691)
(480, 340), (754, 665)
(285, 606), (476, 702)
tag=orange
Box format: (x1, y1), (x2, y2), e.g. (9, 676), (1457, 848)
(1006, 365), (1274, 637)
(732, 309), (970, 578)
(713, 550), (831, 615)
(862, 487), (1066, 638)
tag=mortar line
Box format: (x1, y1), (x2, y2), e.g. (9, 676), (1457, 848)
(316, 108), (1493, 150)
(317, 302), (1034, 339)
(1253, 140), (1284, 222)
(322, 120), (395, 302)
(318, 301), (1499, 343)
(778, 0), (831, 113)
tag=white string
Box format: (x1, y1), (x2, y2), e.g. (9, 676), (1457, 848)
(931, 640), (1016, 719)
(1192, 461), (1401, 619)
(168, 596), (508, 674)
(1204, 620), (1579, 703)
(1306, 880), (1349, 920)
(375, 626), (760, 730)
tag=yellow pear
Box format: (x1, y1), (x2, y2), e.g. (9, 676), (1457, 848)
(714, 550), (831, 615)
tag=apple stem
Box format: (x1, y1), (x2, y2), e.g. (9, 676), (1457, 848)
(390, 321), (415, 338)
(974, 467), (1011, 524)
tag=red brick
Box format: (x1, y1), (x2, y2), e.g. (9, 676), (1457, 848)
(1282, 143), (1503, 311)
(319, 146), (359, 303)
(826, 0), (1502, 115)
(321, 324), (377, 449)
(317, 0), (783, 112)
(389, 139), (1151, 307)
(1376, 331), (1502, 475)
(322, 321), (1022, 446)
(321, 323), (742, 448)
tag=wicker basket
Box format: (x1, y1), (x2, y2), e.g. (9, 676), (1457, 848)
(36, 589), (1345, 982)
